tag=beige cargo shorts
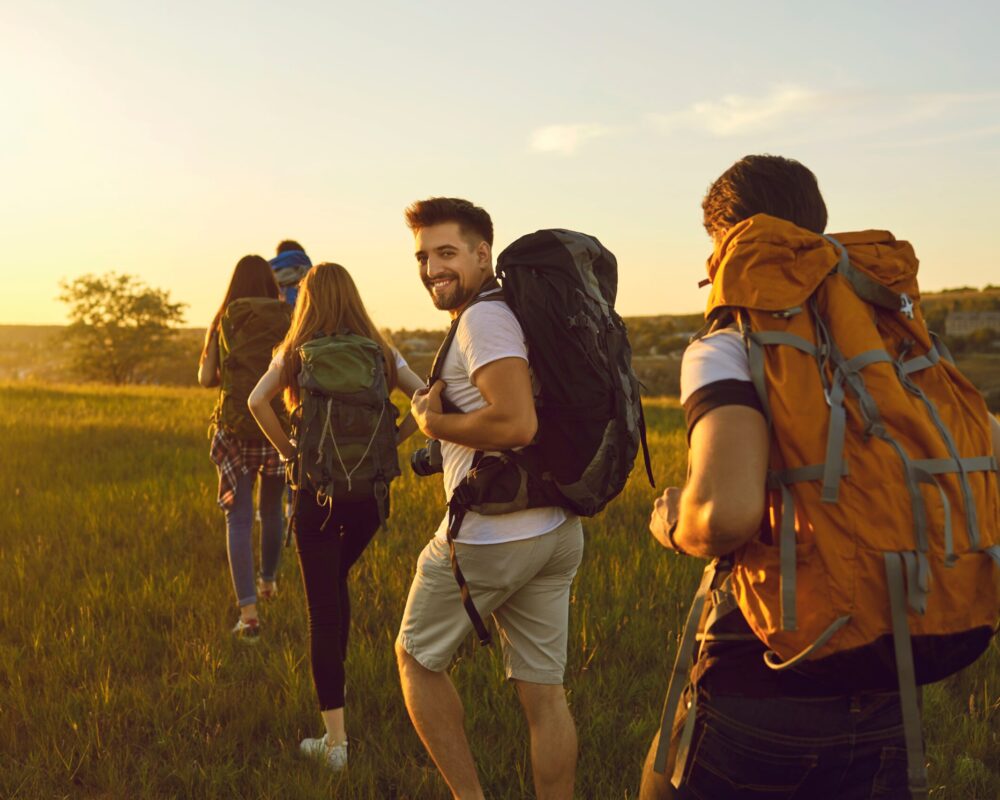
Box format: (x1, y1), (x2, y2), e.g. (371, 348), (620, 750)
(396, 515), (584, 684)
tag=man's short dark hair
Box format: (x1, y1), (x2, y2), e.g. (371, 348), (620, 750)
(702, 155), (828, 240)
(404, 197), (494, 247)
(276, 239), (305, 254)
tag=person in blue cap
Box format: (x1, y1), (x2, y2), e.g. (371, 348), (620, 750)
(270, 240), (313, 306)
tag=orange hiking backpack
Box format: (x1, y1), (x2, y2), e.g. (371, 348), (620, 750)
(654, 214), (999, 798)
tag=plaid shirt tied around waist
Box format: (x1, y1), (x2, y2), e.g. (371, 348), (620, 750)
(209, 429), (284, 510)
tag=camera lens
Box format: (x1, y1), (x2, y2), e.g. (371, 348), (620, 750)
(410, 439), (443, 476)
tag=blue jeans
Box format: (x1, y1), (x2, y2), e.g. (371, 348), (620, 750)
(224, 470), (284, 607)
(650, 690), (910, 800)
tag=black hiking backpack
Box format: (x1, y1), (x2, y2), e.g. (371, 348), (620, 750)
(434, 229), (655, 644)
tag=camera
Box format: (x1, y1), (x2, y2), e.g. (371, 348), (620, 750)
(411, 438), (443, 477)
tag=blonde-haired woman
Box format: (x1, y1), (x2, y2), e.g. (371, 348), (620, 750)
(250, 263), (423, 770)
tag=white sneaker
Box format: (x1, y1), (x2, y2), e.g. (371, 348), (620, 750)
(231, 617), (260, 643)
(300, 734), (348, 770)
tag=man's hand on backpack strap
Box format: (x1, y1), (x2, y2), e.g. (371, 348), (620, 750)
(418, 357), (538, 451)
(411, 380), (446, 439)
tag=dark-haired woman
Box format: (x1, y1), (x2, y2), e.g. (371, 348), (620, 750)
(199, 255), (290, 641)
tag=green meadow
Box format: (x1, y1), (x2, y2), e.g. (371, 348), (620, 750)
(0, 383), (997, 799)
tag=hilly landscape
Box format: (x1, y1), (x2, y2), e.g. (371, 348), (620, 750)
(2, 288), (997, 406)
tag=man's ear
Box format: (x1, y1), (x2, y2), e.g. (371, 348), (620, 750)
(477, 240), (492, 270)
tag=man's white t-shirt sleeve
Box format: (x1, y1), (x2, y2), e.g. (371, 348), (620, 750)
(679, 329), (752, 403)
(456, 302), (528, 378)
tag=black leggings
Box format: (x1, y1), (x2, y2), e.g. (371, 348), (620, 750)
(293, 491), (380, 710)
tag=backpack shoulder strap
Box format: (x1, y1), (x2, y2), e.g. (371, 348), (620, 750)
(428, 278), (505, 403)
(428, 320), (459, 386)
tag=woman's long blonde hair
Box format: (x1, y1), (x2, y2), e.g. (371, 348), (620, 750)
(275, 262), (398, 412)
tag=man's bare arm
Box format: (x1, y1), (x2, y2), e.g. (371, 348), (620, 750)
(650, 404), (769, 558)
(411, 357), (537, 451)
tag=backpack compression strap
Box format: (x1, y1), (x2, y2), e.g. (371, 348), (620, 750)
(652, 560), (717, 778)
(637, 394), (656, 488)
(885, 552), (930, 800)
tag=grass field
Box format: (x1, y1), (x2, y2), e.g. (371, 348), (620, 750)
(0, 383), (997, 799)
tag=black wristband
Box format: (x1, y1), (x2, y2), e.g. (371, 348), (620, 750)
(667, 520), (687, 555)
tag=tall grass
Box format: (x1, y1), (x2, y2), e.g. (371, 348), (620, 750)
(0, 384), (996, 798)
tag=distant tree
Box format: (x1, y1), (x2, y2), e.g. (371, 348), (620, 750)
(57, 272), (186, 384)
(942, 286), (978, 294)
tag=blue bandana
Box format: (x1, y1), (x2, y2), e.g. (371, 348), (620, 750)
(269, 250), (312, 305)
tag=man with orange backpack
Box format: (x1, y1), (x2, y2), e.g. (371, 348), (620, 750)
(640, 155), (1000, 800)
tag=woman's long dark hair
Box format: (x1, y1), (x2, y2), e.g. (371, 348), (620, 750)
(200, 255), (279, 363)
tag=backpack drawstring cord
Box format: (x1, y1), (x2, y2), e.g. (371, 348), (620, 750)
(316, 395), (387, 495)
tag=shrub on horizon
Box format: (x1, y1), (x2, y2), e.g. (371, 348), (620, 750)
(58, 272), (187, 385)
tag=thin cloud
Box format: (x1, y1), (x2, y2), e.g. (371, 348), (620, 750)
(530, 123), (612, 156)
(650, 87), (1000, 141)
(652, 85), (821, 137)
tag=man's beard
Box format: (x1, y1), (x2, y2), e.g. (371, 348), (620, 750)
(423, 272), (478, 310)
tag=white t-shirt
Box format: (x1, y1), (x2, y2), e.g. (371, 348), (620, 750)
(433, 296), (567, 545)
(679, 328), (752, 403)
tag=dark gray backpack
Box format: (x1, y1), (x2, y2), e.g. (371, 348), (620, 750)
(435, 230), (655, 644)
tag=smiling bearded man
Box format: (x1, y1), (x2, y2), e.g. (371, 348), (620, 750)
(394, 197), (583, 800)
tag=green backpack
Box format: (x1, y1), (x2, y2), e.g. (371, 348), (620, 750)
(212, 297), (292, 440)
(289, 332), (401, 524)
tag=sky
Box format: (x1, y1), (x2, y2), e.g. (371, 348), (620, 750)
(3, 0), (999, 331)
